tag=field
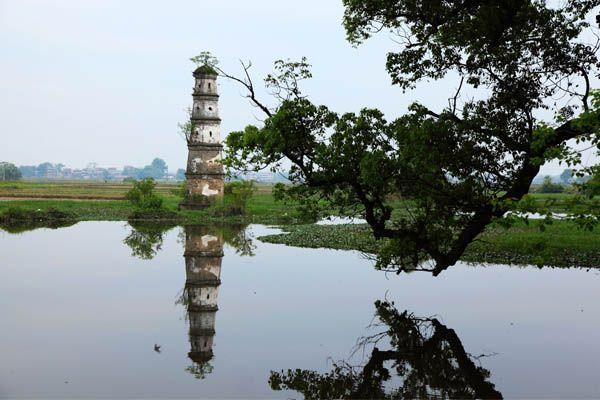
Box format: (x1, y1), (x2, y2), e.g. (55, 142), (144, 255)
(0, 180), (272, 200)
(0, 180), (296, 223)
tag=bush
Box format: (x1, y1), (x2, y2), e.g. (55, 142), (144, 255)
(538, 176), (564, 194)
(221, 180), (255, 215)
(210, 180), (256, 216)
(126, 178), (163, 210)
(581, 174), (600, 198)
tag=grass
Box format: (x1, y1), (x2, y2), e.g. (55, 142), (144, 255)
(0, 180), (274, 199)
(0, 181), (307, 225)
(526, 193), (599, 213)
(259, 220), (600, 269)
(0, 206), (77, 233)
(0, 180), (170, 199)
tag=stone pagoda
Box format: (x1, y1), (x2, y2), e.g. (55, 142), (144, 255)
(182, 225), (224, 376)
(180, 64), (224, 210)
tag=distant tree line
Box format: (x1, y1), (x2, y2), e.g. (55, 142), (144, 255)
(121, 158), (169, 180)
(532, 168), (597, 194)
(1, 158), (184, 181)
(0, 162), (22, 181)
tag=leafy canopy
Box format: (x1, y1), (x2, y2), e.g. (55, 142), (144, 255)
(190, 51), (219, 68)
(222, 1), (600, 275)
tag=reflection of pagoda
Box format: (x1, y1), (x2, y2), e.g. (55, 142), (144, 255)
(183, 225), (224, 374)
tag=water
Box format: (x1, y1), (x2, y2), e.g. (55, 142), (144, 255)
(1, 222), (599, 398)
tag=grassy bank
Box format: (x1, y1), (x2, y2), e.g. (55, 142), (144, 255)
(0, 183), (305, 225)
(259, 221), (600, 268)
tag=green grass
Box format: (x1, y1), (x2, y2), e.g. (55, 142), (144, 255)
(463, 220), (600, 267)
(0, 199), (133, 220)
(0, 183), (307, 225)
(521, 193), (598, 213)
(0, 180), (176, 199)
(0, 206), (77, 233)
(259, 220), (600, 269)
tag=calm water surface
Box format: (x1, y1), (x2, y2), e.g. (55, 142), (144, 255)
(1, 222), (599, 398)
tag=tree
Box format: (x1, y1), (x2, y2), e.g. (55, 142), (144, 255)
(190, 51), (218, 67)
(176, 168), (186, 180)
(137, 158), (168, 180)
(560, 169), (574, 184)
(36, 162), (55, 178)
(123, 222), (176, 260)
(0, 162), (22, 181)
(221, 1), (600, 275)
(539, 176), (564, 194)
(150, 158), (168, 179)
(581, 166), (600, 197)
(269, 300), (502, 399)
(586, 175), (600, 197)
(18, 165), (36, 178)
(122, 165), (140, 178)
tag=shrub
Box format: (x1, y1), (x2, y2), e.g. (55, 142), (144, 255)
(538, 176), (564, 194)
(219, 180), (256, 215)
(581, 172), (599, 198)
(126, 178), (163, 210)
(273, 182), (323, 222)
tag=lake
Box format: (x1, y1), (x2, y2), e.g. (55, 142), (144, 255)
(1, 221), (599, 398)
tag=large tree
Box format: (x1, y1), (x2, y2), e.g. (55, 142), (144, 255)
(220, 1), (600, 275)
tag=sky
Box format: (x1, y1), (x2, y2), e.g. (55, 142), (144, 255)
(0, 0), (596, 174)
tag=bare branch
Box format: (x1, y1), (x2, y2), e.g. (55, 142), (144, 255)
(216, 61), (273, 118)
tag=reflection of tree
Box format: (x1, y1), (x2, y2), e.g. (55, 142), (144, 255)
(123, 222), (176, 260)
(222, 224), (255, 256)
(185, 360), (214, 380)
(125, 222), (255, 260)
(182, 223), (255, 256)
(270, 300), (502, 399)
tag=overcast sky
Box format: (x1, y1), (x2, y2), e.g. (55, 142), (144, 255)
(0, 0), (596, 174)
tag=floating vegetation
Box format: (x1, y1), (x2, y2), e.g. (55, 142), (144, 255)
(259, 222), (600, 269)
